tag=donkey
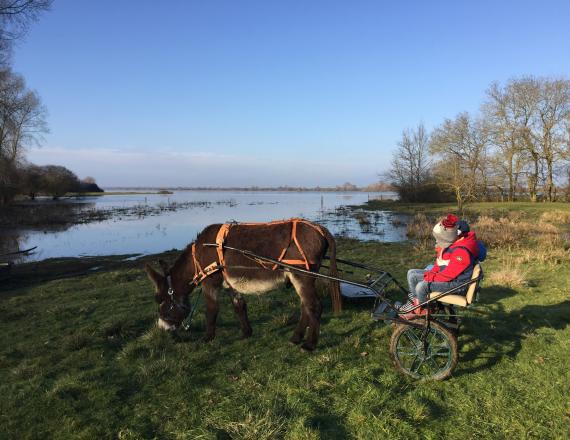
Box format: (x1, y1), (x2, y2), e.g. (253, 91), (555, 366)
(145, 219), (341, 351)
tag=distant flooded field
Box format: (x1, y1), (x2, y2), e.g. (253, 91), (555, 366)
(1, 190), (407, 262)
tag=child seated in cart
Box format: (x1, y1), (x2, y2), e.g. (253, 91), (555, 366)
(400, 214), (480, 319)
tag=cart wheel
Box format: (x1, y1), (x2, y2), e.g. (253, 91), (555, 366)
(389, 320), (458, 381)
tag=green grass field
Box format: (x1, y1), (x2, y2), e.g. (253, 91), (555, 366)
(1, 204), (569, 439)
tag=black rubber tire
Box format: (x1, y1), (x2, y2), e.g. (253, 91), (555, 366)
(389, 320), (458, 381)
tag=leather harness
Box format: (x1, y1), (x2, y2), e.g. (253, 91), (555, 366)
(190, 218), (326, 286)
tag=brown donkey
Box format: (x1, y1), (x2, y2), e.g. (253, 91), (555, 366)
(145, 219), (341, 351)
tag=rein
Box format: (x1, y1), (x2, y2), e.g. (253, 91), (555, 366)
(181, 288), (202, 330)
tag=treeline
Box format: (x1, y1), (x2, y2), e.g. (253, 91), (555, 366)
(387, 76), (570, 207)
(2, 160), (102, 204)
(109, 182), (394, 192)
(18, 165), (102, 200)
(0, 2), (98, 204)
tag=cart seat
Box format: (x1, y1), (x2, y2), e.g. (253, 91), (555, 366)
(428, 264), (482, 307)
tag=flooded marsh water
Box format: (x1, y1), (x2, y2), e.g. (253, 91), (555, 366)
(1, 190), (407, 262)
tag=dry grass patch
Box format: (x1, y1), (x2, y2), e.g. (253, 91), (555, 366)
(514, 246), (569, 266)
(474, 216), (525, 247)
(407, 213), (434, 250)
(539, 210), (570, 225)
(487, 266), (528, 288)
(474, 215), (563, 249)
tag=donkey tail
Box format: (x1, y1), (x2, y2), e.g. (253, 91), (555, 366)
(322, 227), (342, 313)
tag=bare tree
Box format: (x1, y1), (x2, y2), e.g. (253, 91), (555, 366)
(387, 123), (433, 202)
(19, 161), (42, 198)
(0, 0), (53, 65)
(430, 113), (490, 209)
(0, 68), (47, 204)
(485, 77), (570, 202)
(534, 78), (570, 201)
(504, 78), (542, 201)
(82, 176), (96, 185)
(0, 68), (47, 162)
(485, 81), (531, 201)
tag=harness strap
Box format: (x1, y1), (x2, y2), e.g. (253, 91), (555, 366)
(215, 223), (232, 279)
(272, 247), (289, 270)
(292, 219), (310, 270)
(191, 243), (222, 286)
(271, 219), (309, 269)
(192, 218), (326, 286)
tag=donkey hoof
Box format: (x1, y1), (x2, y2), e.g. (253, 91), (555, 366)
(289, 336), (303, 345)
(300, 342), (316, 352)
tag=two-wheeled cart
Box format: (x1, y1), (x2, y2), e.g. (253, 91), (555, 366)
(204, 244), (483, 381)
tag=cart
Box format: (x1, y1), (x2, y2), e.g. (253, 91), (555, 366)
(202, 243), (484, 381)
(332, 256), (483, 381)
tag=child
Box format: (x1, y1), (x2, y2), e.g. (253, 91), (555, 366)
(401, 214), (479, 319)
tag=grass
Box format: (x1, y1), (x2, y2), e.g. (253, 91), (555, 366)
(363, 199), (570, 217)
(1, 203), (570, 439)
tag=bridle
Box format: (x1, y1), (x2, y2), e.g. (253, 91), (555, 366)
(161, 274), (191, 323)
(156, 244), (218, 329)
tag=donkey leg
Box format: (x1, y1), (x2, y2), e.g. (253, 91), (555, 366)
(290, 275), (321, 351)
(203, 285), (219, 342)
(290, 306), (308, 345)
(301, 295), (322, 351)
(228, 290), (253, 338)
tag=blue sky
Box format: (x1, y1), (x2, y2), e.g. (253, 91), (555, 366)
(16, 0), (570, 187)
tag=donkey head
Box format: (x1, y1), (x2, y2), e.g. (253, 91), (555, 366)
(145, 259), (190, 331)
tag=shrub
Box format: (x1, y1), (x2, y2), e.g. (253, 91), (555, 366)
(407, 212), (434, 249)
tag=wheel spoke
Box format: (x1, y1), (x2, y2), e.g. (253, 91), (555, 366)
(403, 333), (418, 349)
(405, 328), (423, 346)
(392, 322), (455, 380)
(427, 355), (440, 370)
(423, 329), (450, 375)
(412, 357), (425, 374)
(397, 350), (419, 356)
(428, 332), (445, 348)
(432, 350), (450, 357)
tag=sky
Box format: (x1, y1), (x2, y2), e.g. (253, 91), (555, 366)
(14, 0), (570, 187)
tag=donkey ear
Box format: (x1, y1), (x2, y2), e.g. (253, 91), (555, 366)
(145, 264), (163, 289)
(158, 259), (169, 276)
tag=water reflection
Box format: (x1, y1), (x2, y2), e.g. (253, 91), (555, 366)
(1, 191), (406, 262)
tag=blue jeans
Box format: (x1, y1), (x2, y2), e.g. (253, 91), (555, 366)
(407, 269), (425, 299)
(415, 280), (466, 303)
(407, 269), (465, 303)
